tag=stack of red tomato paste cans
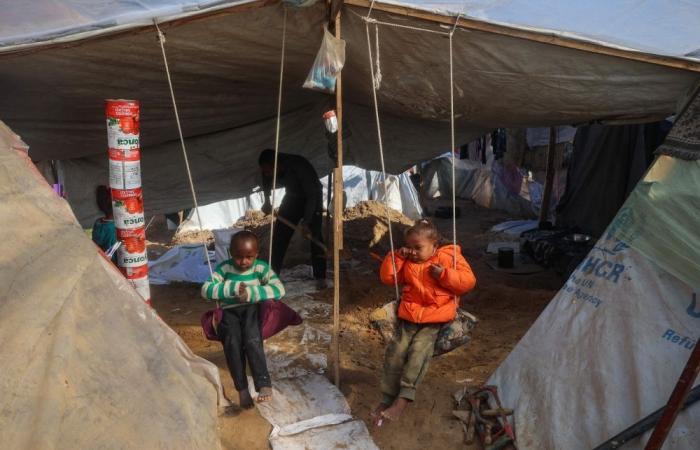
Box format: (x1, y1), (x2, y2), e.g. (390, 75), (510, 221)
(105, 99), (151, 304)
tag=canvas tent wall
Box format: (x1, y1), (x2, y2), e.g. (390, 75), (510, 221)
(1, 0), (699, 223)
(0, 120), (226, 449)
(488, 85), (700, 450)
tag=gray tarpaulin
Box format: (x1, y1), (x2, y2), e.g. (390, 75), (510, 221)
(1, 2), (699, 224)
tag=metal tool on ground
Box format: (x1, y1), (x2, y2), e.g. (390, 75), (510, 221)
(453, 385), (517, 450)
(275, 213), (329, 255)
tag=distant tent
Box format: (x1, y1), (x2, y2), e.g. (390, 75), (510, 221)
(0, 122), (225, 448)
(488, 84), (700, 450)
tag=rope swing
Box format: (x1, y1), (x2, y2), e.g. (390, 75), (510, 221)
(363, 4), (462, 298)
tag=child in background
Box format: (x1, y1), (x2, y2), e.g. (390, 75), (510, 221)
(91, 185), (117, 262)
(201, 230), (285, 408)
(374, 219), (476, 424)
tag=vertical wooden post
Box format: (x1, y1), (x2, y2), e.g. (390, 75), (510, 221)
(331, 1), (344, 388)
(644, 338), (700, 450)
(538, 126), (557, 227)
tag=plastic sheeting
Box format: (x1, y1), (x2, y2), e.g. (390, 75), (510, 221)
(614, 156), (700, 292)
(423, 155), (541, 218)
(178, 165), (423, 235)
(3, 1), (699, 60)
(394, 1), (700, 59)
(0, 121), (226, 449)
(148, 244), (214, 284)
(2, 1), (699, 223)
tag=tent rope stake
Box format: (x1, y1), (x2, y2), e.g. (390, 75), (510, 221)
(268, 7), (288, 269)
(154, 21), (215, 283)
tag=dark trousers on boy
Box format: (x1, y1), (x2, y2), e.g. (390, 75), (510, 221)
(217, 304), (271, 392)
(271, 196), (326, 279)
(381, 319), (440, 405)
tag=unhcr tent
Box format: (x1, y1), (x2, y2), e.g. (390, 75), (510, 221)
(0, 122), (226, 448)
(0, 0), (699, 225)
(489, 85), (700, 450)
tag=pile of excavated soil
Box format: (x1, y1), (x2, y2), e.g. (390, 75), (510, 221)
(171, 229), (215, 247)
(343, 201), (415, 253)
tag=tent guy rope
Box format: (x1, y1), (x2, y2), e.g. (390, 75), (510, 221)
(154, 20), (215, 282)
(267, 7), (288, 269)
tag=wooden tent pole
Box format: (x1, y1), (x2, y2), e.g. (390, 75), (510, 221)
(538, 127), (557, 226)
(331, 0), (344, 388)
(644, 337), (700, 450)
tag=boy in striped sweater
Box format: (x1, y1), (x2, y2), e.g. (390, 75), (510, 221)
(201, 230), (285, 408)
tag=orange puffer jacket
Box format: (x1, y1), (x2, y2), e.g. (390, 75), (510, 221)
(380, 245), (476, 324)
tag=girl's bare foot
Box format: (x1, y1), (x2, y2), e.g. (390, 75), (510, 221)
(257, 386), (273, 403)
(381, 397), (410, 422)
(238, 388), (254, 409)
(371, 403), (390, 426)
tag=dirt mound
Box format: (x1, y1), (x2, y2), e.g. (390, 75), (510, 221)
(343, 201), (414, 252)
(234, 210), (271, 229)
(171, 230), (215, 247)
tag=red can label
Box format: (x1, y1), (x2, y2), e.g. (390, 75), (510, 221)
(121, 264), (149, 279)
(106, 99), (139, 118)
(109, 148), (141, 162)
(106, 100), (140, 150)
(112, 188), (145, 229)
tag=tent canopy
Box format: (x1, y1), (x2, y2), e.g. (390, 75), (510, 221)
(1, 0), (699, 222)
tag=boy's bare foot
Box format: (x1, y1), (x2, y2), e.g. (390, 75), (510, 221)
(371, 403), (390, 427)
(381, 397), (410, 422)
(257, 386), (273, 403)
(238, 389), (254, 409)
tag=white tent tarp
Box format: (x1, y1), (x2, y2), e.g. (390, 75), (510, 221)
(0, 121), (226, 449)
(178, 165), (422, 233)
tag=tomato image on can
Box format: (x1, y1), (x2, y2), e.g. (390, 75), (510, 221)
(112, 188), (145, 230)
(106, 99), (140, 150)
(106, 99), (150, 304)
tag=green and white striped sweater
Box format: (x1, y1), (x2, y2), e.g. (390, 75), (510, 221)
(200, 259), (285, 307)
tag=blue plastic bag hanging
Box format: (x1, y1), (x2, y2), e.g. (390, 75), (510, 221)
(303, 25), (346, 94)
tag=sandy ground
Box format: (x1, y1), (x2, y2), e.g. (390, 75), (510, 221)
(147, 199), (563, 449)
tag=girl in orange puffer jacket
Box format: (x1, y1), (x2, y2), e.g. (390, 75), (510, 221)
(374, 220), (476, 425)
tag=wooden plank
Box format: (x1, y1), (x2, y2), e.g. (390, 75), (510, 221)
(331, 8), (344, 388)
(344, 0), (700, 73)
(538, 127), (557, 226)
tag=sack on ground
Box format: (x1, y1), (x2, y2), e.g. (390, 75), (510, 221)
(370, 301), (478, 356)
(303, 25), (346, 93)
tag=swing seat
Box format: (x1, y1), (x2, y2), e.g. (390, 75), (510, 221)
(200, 300), (303, 342)
(369, 301), (478, 356)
